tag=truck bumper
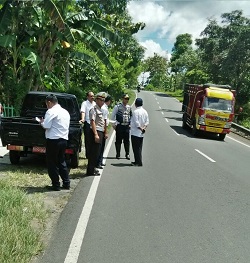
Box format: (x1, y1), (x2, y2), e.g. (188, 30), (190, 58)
(198, 125), (230, 134)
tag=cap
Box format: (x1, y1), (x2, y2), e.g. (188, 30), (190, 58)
(122, 94), (129, 99)
(96, 92), (106, 99)
(105, 94), (112, 102)
(135, 98), (143, 106)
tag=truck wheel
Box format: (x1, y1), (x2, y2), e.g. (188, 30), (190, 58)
(182, 113), (188, 129)
(9, 151), (20, 165)
(192, 121), (198, 136)
(70, 150), (79, 168)
(219, 134), (226, 141)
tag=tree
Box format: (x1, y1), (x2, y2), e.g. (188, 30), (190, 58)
(143, 53), (169, 90)
(196, 10), (250, 104)
(0, 0), (123, 108)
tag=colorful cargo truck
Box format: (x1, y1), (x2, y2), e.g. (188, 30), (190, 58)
(182, 83), (236, 140)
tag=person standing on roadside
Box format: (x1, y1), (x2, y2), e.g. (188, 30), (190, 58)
(96, 94), (112, 169)
(39, 94), (70, 191)
(80, 91), (95, 159)
(130, 98), (149, 167)
(86, 92), (106, 176)
(111, 94), (132, 160)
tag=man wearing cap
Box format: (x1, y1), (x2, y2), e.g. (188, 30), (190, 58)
(111, 94), (132, 160)
(96, 94), (112, 169)
(130, 98), (149, 167)
(86, 92), (106, 176)
(80, 91), (95, 159)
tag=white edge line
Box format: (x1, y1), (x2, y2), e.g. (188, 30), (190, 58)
(64, 131), (116, 263)
(165, 118), (169, 122)
(227, 135), (250, 148)
(173, 130), (180, 136)
(195, 149), (216, 163)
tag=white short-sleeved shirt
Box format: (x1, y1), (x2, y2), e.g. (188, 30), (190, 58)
(130, 106), (149, 137)
(102, 103), (109, 126)
(80, 100), (96, 124)
(42, 104), (70, 140)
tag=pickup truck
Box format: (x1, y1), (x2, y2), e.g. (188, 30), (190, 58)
(0, 91), (82, 168)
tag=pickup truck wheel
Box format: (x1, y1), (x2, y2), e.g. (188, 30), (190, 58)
(9, 151), (20, 164)
(182, 113), (188, 129)
(70, 150), (79, 168)
(219, 134), (226, 141)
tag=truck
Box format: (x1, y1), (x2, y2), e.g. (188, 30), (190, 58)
(182, 83), (236, 140)
(0, 91), (82, 167)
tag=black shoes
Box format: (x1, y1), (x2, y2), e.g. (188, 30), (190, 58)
(46, 185), (61, 191)
(116, 154), (120, 159)
(96, 165), (103, 169)
(131, 162), (142, 167)
(62, 184), (70, 190)
(86, 169), (100, 176)
(126, 154), (130, 160)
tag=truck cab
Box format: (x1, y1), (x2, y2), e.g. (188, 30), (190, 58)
(182, 83), (235, 140)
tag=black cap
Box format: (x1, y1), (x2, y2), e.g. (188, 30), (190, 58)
(135, 98), (143, 106)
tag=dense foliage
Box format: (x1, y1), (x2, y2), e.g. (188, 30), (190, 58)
(0, 0), (145, 110)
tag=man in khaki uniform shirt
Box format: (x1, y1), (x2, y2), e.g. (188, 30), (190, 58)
(86, 92), (106, 176)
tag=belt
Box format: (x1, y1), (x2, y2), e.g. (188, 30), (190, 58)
(120, 123), (129, 126)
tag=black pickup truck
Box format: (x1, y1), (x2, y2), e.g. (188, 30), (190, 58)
(0, 91), (82, 168)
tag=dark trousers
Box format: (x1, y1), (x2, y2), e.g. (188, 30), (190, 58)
(131, 135), (143, 165)
(83, 121), (91, 159)
(87, 130), (104, 174)
(115, 124), (130, 156)
(46, 138), (70, 187)
(97, 136), (106, 166)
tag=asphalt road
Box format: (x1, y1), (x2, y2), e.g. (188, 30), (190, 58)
(38, 91), (250, 263)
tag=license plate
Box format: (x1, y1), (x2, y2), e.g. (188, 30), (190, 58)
(207, 127), (222, 133)
(32, 146), (46, 153)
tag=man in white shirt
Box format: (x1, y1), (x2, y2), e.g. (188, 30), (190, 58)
(130, 98), (149, 167)
(80, 91), (96, 159)
(40, 94), (70, 191)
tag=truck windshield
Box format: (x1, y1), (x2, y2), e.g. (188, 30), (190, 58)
(203, 97), (233, 112)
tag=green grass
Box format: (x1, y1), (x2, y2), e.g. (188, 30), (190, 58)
(165, 89), (184, 102)
(0, 180), (47, 263)
(0, 151), (87, 263)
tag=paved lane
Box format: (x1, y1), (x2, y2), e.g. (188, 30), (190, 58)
(39, 91), (250, 263)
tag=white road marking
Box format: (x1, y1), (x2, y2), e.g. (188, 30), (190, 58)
(195, 149), (216, 162)
(157, 101), (159, 104)
(227, 135), (250, 148)
(173, 130), (180, 136)
(165, 118), (169, 123)
(64, 131), (116, 263)
(159, 106), (161, 110)
(161, 112), (164, 115)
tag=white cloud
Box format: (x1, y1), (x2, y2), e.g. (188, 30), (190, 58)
(139, 40), (170, 60)
(127, 1), (250, 58)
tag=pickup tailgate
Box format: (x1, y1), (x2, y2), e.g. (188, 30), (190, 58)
(0, 117), (45, 147)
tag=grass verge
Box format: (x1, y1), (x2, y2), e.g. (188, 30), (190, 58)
(0, 152), (87, 263)
(0, 180), (47, 263)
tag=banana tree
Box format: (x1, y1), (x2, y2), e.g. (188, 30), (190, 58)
(0, 0), (122, 94)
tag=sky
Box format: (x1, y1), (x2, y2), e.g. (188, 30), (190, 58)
(127, 0), (250, 60)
